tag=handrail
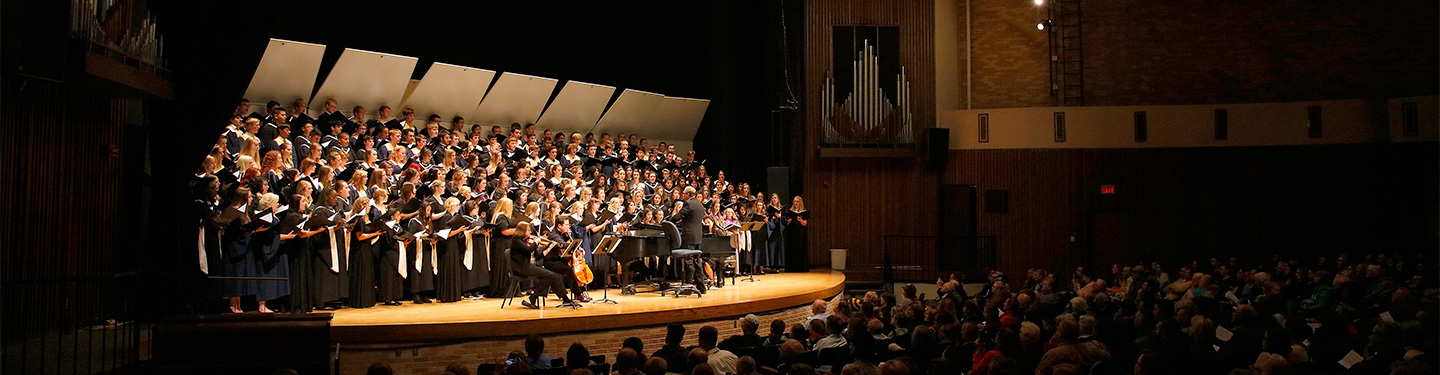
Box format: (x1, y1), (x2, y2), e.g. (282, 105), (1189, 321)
(879, 235), (998, 283)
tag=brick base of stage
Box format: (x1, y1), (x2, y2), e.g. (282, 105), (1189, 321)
(337, 295), (835, 375)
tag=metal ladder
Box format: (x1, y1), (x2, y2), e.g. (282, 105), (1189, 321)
(1059, 0), (1084, 106)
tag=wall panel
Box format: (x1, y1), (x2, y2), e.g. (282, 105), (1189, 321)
(943, 143), (1440, 277)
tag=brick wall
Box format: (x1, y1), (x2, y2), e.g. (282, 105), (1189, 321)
(338, 294), (838, 375)
(957, 0), (1439, 109)
(967, 0), (1053, 109)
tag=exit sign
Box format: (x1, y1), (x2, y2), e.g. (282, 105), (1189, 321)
(1100, 185), (1116, 194)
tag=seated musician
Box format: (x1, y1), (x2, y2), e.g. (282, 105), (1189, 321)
(509, 222), (580, 309)
(543, 218), (591, 302)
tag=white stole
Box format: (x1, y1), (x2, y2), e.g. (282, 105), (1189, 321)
(414, 241), (424, 272)
(484, 234), (492, 271)
(197, 223), (209, 274)
(430, 239), (439, 274)
(344, 227), (351, 269)
(327, 228), (340, 273)
(398, 241), (409, 279)
(463, 231), (475, 270)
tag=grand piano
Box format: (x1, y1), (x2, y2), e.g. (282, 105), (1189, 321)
(608, 222), (734, 295)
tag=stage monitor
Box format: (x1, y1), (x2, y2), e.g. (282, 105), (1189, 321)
(401, 63), (497, 128)
(535, 80), (616, 135)
(471, 72), (559, 126)
(311, 48), (418, 119)
(242, 39), (326, 115)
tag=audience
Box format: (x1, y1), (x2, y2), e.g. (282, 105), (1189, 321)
(370, 252), (1436, 375)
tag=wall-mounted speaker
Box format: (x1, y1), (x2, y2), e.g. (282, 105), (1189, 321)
(923, 128), (949, 172)
(767, 166), (790, 200)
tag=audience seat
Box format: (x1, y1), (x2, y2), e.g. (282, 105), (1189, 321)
(534, 366), (569, 375)
(732, 346), (778, 368)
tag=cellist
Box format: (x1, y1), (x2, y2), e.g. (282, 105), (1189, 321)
(544, 217), (591, 302)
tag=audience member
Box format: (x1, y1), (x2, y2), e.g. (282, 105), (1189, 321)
(566, 343), (593, 372)
(525, 335), (552, 369)
(614, 347), (642, 375)
(365, 362), (394, 375)
(642, 357), (668, 375)
(698, 325), (738, 375)
(813, 316), (848, 350)
(652, 324), (689, 373)
(719, 314), (764, 351)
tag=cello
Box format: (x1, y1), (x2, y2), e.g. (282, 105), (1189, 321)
(564, 240), (594, 285)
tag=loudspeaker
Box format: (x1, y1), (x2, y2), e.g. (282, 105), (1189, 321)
(767, 166), (790, 200)
(923, 128), (949, 171)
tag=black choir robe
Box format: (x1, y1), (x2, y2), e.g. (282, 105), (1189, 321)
(375, 207), (405, 303)
(486, 215), (514, 297)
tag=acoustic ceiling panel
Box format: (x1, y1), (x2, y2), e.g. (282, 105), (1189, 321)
(400, 62), (496, 127)
(242, 39), (326, 115)
(593, 89), (665, 136)
(534, 80), (616, 135)
(311, 48), (418, 118)
(644, 96), (710, 142)
(471, 72), (559, 127)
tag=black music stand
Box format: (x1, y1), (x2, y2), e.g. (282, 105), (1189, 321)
(737, 222), (766, 282)
(591, 237), (622, 304)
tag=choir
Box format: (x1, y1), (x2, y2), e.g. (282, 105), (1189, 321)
(186, 98), (811, 312)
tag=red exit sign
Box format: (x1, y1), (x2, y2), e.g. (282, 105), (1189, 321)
(1100, 185), (1116, 194)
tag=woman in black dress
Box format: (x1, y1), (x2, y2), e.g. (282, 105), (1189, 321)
(346, 196), (379, 308)
(460, 198), (490, 300)
(508, 222), (579, 309)
(220, 187), (258, 313)
(188, 175), (227, 303)
(312, 188), (346, 309)
(373, 189), (405, 306)
(784, 195), (809, 272)
(252, 192), (290, 313)
(435, 197), (466, 303)
(764, 196), (786, 274)
(488, 197), (516, 297)
(284, 189), (322, 312)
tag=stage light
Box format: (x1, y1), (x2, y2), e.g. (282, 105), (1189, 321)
(1037, 19), (1051, 31)
(1034, 0), (1044, 5)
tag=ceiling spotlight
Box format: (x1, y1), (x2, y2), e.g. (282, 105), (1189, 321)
(1037, 19), (1051, 31)
(1034, 0), (1044, 5)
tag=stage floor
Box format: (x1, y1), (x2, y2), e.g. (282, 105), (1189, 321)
(330, 270), (846, 343)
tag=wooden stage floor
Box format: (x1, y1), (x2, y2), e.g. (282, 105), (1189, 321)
(330, 270), (846, 343)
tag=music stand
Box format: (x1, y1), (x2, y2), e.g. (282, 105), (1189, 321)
(591, 236), (622, 304)
(737, 222), (766, 282)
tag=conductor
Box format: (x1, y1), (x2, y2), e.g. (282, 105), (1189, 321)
(668, 187), (706, 249)
(668, 187), (714, 290)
